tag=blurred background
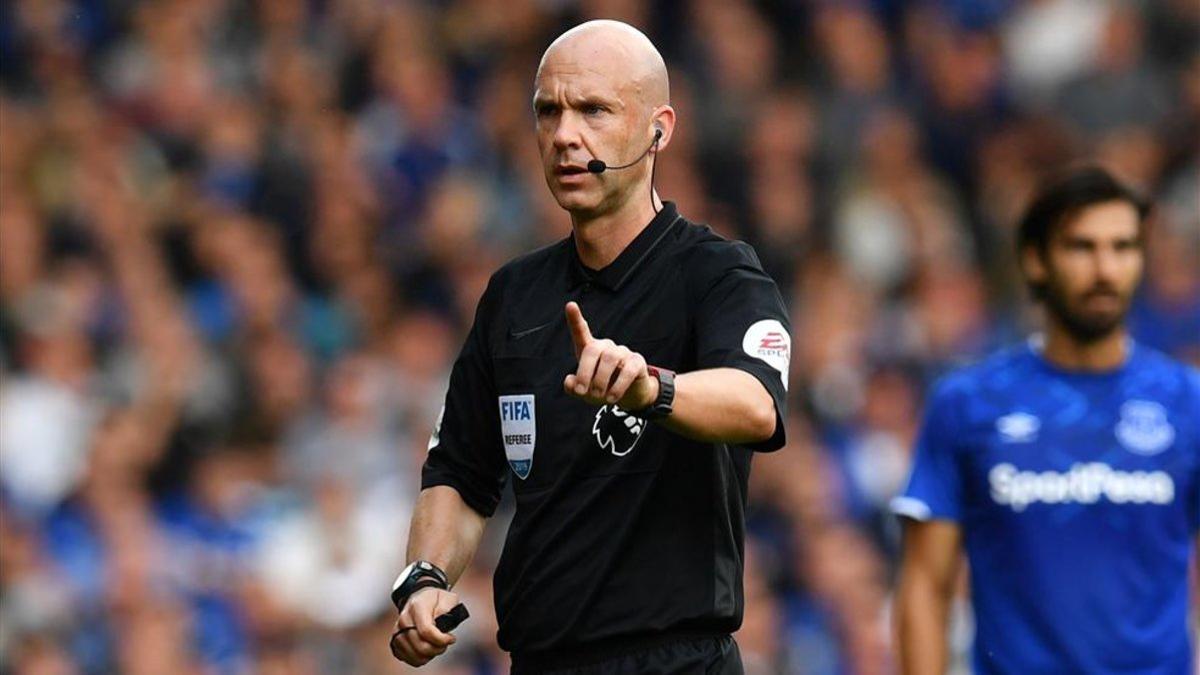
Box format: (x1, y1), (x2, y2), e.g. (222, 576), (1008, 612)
(0, 0), (1197, 673)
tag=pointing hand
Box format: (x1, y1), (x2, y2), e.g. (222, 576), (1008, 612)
(563, 302), (658, 409)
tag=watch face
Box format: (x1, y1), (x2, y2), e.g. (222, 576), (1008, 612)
(393, 562), (418, 592)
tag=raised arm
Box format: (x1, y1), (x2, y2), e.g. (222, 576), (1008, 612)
(661, 368), (775, 443)
(562, 302), (777, 444)
(895, 519), (963, 675)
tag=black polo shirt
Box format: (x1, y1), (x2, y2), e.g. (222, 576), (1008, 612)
(421, 202), (791, 663)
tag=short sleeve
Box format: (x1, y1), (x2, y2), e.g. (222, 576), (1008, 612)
(890, 381), (965, 522)
(691, 241), (790, 452)
(420, 282), (509, 517)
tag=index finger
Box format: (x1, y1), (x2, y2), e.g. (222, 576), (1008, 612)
(565, 302), (593, 356)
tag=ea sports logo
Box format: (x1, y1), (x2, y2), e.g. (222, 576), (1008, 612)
(742, 319), (791, 391)
(592, 405), (646, 457)
(758, 332), (788, 352)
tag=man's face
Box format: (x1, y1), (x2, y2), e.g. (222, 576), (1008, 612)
(533, 51), (651, 216)
(1025, 201), (1144, 342)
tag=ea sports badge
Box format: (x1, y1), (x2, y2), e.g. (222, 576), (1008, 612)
(743, 319), (791, 390)
(499, 394), (536, 478)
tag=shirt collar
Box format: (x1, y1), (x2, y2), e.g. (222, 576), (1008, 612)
(568, 202), (681, 291)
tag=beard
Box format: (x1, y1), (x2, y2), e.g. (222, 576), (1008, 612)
(1041, 280), (1131, 344)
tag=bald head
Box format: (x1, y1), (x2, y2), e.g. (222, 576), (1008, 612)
(532, 20), (676, 221)
(537, 20), (669, 111)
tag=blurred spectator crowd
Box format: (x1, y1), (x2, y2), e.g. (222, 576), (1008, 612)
(0, 0), (1197, 673)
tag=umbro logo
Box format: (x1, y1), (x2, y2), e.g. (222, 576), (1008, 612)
(996, 412), (1040, 443)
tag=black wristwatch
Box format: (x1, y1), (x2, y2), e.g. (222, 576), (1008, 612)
(390, 560), (450, 611)
(633, 366), (675, 420)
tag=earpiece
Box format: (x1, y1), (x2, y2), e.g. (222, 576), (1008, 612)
(585, 123), (664, 215)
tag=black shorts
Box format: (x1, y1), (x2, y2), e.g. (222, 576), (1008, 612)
(510, 635), (743, 675)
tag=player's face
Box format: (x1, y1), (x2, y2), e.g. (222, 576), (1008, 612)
(532, 53), (649, 216)
(1029, 201), (1144, 342)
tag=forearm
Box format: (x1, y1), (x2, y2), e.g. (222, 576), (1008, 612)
(657, 368), (777, 444)
(895, 572), (952, 675)
(405, 485), (488, 585)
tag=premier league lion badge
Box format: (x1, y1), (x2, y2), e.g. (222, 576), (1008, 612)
(592, 405), (646, 457)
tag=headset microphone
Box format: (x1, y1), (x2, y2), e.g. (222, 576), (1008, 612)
(587, 128), (662, 174)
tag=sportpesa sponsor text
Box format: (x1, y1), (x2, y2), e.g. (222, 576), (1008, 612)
(989, 462), (1175, 512)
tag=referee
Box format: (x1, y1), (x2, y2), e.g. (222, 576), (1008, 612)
(388, 20), (791, 673)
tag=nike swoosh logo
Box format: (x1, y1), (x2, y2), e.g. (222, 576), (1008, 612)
(508, 321), (554, 339)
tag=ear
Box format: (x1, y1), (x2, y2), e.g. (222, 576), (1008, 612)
(1020, 244), (1048, 287)
(649, 105), (676, 152)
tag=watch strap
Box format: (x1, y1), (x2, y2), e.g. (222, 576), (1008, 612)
(391, 561), (450, 611)
(633, 366), (675, 420)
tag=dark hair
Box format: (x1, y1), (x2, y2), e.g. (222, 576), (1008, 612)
(1016, 166), (1150, 254)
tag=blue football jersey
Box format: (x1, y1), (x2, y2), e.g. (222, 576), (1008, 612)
(893, 341), (1200, 675)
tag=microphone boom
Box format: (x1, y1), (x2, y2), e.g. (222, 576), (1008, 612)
(587, 129), (662, 174)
